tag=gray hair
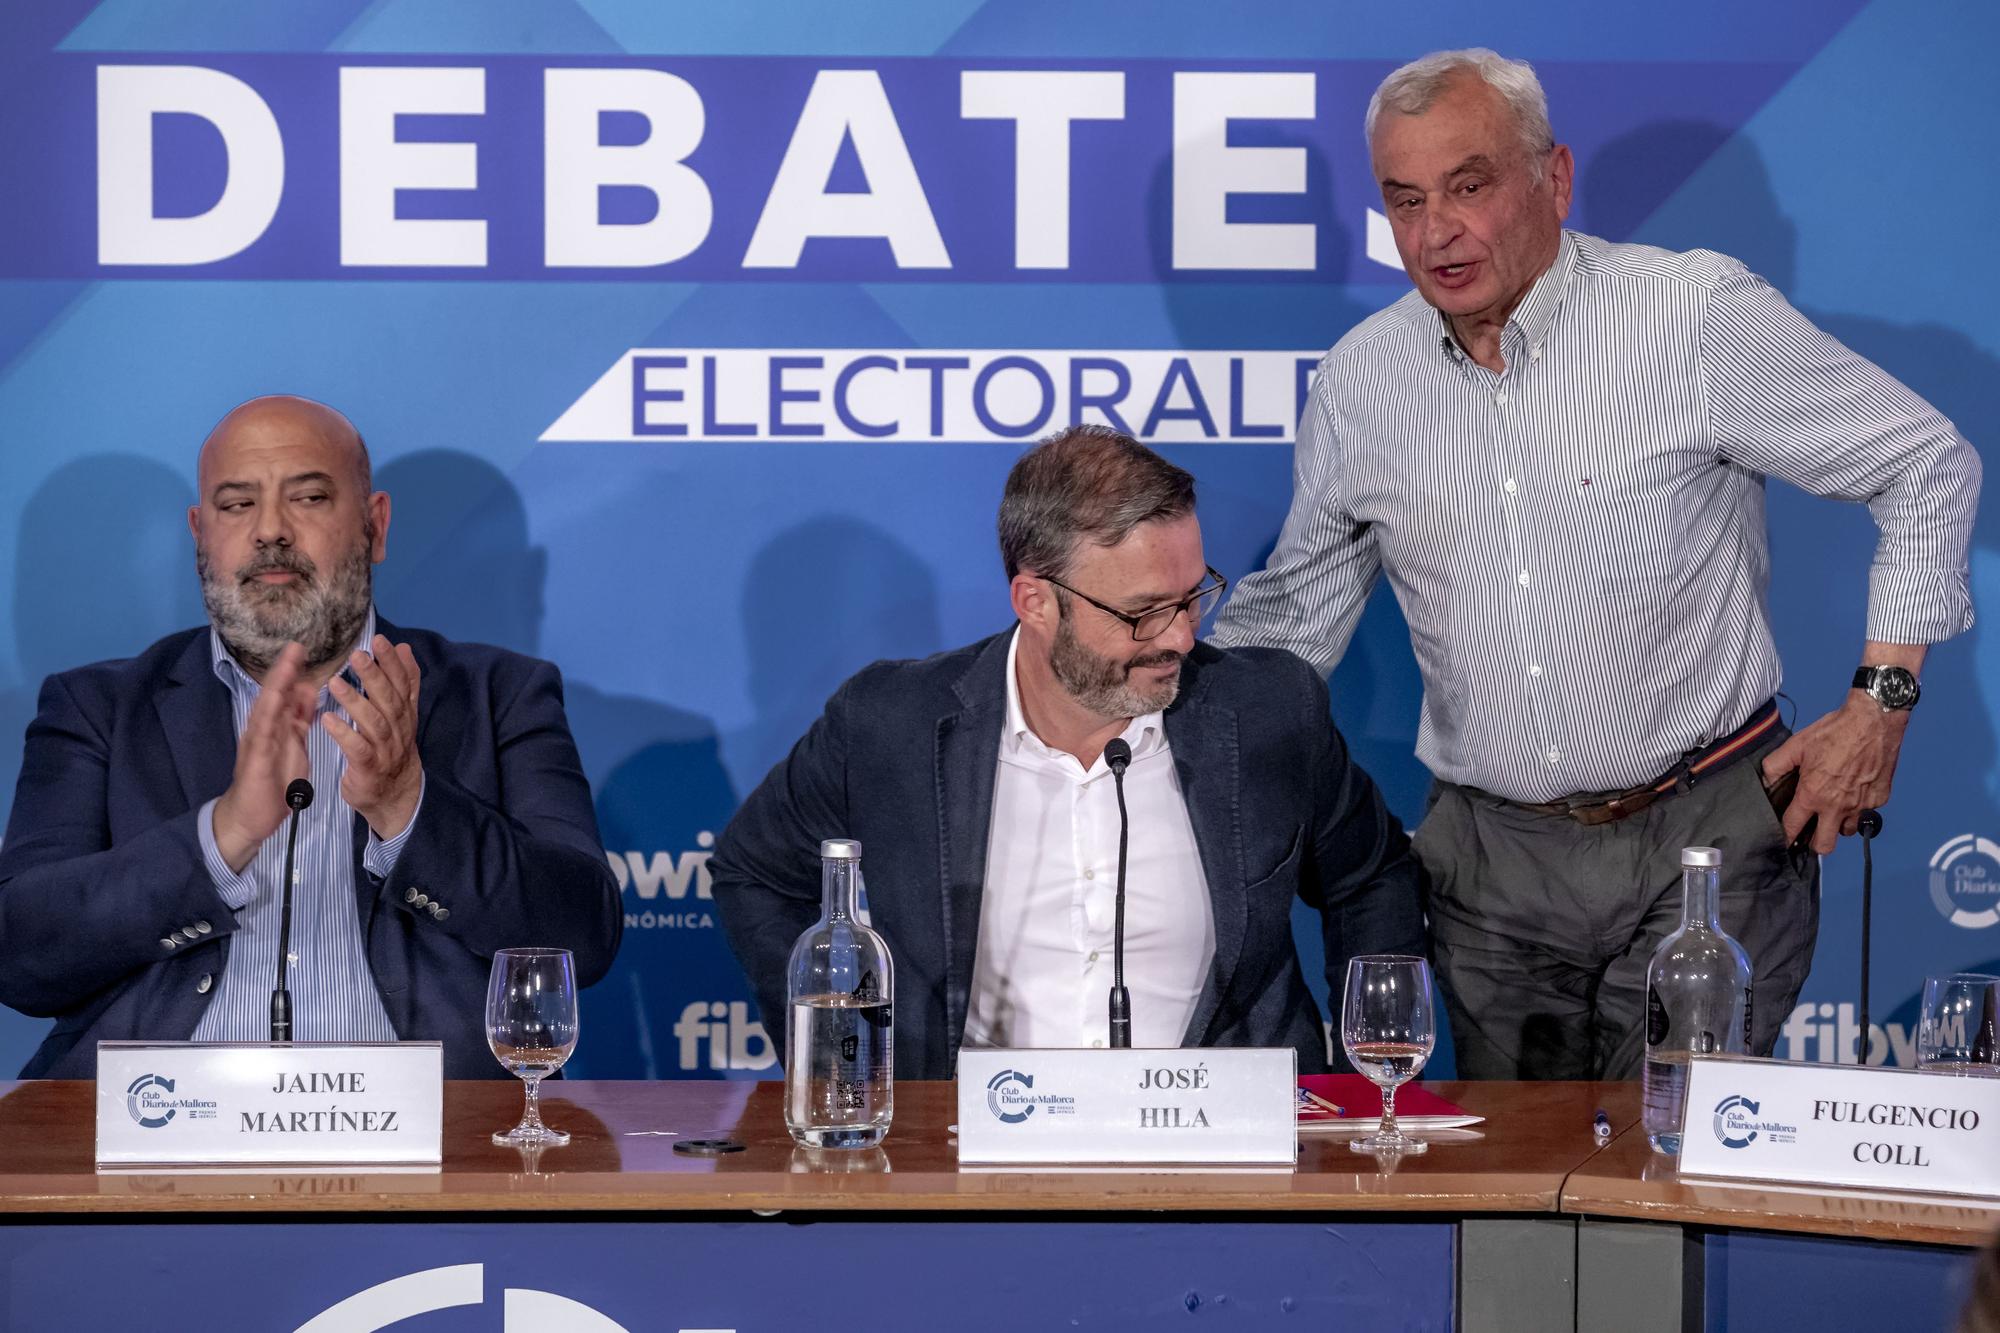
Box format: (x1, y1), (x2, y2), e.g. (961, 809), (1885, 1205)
(998, 424), (1196, 581)
(1366, 49), (1555, 174)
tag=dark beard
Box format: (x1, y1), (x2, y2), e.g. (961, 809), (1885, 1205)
(1047, 606), (1182, 720)
(198, 541), (373, 674)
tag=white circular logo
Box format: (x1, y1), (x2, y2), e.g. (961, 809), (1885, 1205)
(1930, 835), (2000, 929)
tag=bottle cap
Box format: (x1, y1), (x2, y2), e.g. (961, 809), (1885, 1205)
(1682, 846), (1722, 868)
(820, 838), (863, 860)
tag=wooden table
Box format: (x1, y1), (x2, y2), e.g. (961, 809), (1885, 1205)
(0, 1078), (1987, 1332)
(0, 1077), (1633, 1215)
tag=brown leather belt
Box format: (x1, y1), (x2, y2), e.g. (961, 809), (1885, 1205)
(1495, 700), (1782, 827)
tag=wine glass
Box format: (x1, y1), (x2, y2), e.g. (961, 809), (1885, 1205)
(1917, 973), (2000, 1075)
(1341, 954), (1437, 1155)
(487, 948), (579, 1147)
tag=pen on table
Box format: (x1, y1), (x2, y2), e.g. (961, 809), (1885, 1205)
(1301, 1088), (1347, 1117)
(1592, 1108), (1612, 1142)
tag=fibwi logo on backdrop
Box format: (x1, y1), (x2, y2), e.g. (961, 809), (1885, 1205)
(607, 833), (715, 930)
(673, 1001), (775, 1072)
(1930, 836), (2000, 929)
(1780, 1001), (1920, 1066)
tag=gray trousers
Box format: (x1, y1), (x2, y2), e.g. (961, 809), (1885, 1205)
(1415, 732), (1820, 1080)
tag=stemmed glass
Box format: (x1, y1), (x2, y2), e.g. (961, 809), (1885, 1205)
(487, 948), (579, 1147)
(1341, 954), (1437, 1155)
(1917, 973), (2000, 1075)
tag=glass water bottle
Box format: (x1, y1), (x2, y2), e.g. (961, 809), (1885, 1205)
(1642, 846), (1753, 1154)
(784, 838), (895, 1148)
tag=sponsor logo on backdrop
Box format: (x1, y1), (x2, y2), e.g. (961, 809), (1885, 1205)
(1930, 835), (2000, 929)
(125, 1072), (219, 1128)
(545, 348), (1322, 445)
(608, 833), (715, 930)
(1780, 1002), (1919, 1066)
(673, 1001), (776, 1072)
(1711, 1094), (1799, 1149)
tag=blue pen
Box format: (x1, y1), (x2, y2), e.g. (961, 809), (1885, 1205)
(1592, 1108), (1612, 1141)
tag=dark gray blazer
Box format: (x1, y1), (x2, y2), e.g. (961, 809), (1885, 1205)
(710, 631), (1426, 1079)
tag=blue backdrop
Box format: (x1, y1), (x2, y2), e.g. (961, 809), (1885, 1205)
(0, 0), (1993, 1078)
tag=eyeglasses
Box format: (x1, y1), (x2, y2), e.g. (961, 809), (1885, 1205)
(1042, 566), (1228, 642)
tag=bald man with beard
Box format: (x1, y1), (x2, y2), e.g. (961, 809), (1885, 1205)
(0, 396), (620, 1078)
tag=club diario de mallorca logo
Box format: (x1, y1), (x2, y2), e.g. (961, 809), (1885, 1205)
(1711, 1094), (1800, 1150)
(986, 1069), (1037, 1124)
(1931, 835), (2000, 929)
(123, 1072), (219, 1128)
(984, 1069), (1078, 1124)
(126, 1073), (179, 1128)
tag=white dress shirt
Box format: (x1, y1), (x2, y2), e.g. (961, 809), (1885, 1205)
(1215, 231), (1978, 801)
(964, 630), (1215, 1051)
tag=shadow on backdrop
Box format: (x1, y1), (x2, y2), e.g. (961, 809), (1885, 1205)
(373, 450), (738, 1078)
(0, 454), (202, 1070)
(736, 516), (944, 777)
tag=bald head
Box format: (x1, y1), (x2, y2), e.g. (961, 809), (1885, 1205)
(189, 394), (389, 678)
(198, 395), (370, 499)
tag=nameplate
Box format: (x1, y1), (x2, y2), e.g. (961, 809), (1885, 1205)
(95, 1041), (443, 1168)
(1680, 1055), (2000, 1198)
(956, 1048), (1296, 1165)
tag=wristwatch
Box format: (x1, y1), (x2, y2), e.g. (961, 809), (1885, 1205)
(1852, 665), (1921, 712)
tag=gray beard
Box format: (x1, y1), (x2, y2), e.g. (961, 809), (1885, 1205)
(198, 543), (374, 675)
(1047, 608), (1182, 720)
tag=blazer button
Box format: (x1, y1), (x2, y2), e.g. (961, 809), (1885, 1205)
(196, 974), (213, 994)
(195, 920), (213, 935)
(161, 938), (177, 950)
(413, 893), (430, 908)
(404, 887), (420, 904)
(431, 907), (450, 922)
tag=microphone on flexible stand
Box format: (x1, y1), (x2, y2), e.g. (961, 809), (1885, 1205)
(270, 778), (314, 1043)
(1855, 807), (1883, 1065)
(1103, 738), (1134, 1049)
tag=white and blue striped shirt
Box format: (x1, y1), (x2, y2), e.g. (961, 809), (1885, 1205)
(1214, 231), (1979, 804)
(191, 610), (417, 1041)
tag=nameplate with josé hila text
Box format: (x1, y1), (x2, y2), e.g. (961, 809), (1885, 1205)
(1680, 1055), (2000, 1198)
(956, 1048), (1296, 1165)
(96, 1041), (443, 1169)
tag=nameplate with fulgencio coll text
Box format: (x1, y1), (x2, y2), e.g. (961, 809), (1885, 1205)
(95, 1041), (443, 1168)
(1679, 1054), (2000, 1198)
(955, 1047), (1296, 1165)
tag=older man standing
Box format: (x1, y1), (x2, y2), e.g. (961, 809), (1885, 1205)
(0, 395), (620, 1077)
(1214, 50), (1979, 1079)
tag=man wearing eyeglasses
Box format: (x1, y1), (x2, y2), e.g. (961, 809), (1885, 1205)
(711, 424), (1426, 1078)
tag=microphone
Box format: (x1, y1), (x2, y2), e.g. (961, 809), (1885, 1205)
(1856, 808), (1883, 1065)
(1103, 738), (1133, 1050)
(270, 778), (314, 1043)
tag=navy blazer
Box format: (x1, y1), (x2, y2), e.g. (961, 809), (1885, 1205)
(0, 618), (621, 1079)
(710, 632), (1427, 1079)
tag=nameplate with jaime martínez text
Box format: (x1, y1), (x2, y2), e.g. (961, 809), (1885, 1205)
(95, 1041), (443, 1169)
(955, 1048), (1297, 1165)
(1679, 1055), (2000, 1198)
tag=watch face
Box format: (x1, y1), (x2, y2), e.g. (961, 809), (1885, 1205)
(1873, 666), (1921, 710)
